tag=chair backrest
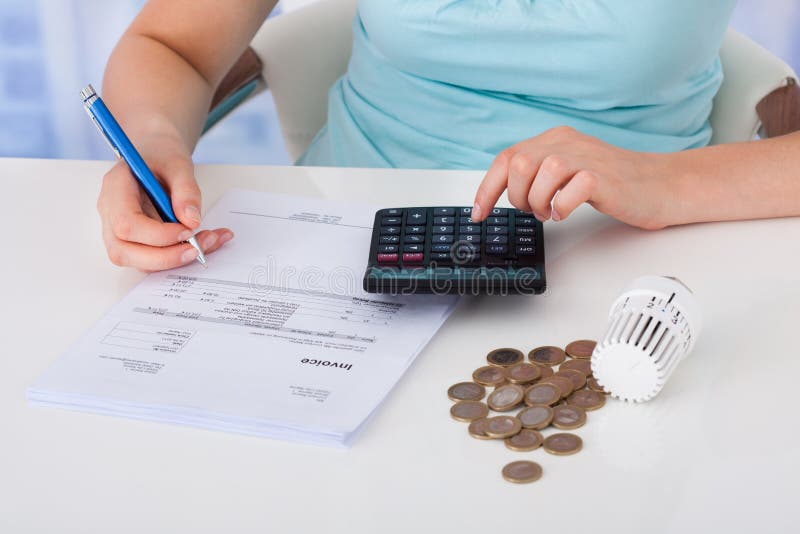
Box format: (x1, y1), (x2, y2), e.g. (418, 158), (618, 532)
(247, 1), (796, 160)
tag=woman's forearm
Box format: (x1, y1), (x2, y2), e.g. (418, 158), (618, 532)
(661, 132), (800, 226)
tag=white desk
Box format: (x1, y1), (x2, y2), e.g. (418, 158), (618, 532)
(2, 158), (799, 533)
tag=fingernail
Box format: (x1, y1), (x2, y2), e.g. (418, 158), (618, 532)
(181, 248), (199, 263)
(219, 232), (234, 245)
(534, 213), (546, 222)
(471, 203), (482, 220)
(185, 205), (201, 225)
(552, 209), (562, 222)
(201, 232), (218, 250)
(177, 230), (192, 242)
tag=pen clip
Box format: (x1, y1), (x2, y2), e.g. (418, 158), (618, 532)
(84, 105), (121, 159)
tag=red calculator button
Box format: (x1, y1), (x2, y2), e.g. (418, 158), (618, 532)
(377, 253), (399, 263)
(402, 253), (424, 263)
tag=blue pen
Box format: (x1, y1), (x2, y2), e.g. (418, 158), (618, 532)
(80, 84), (207, 267)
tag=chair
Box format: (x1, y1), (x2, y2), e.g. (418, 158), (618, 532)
(206, 0), (800, 161)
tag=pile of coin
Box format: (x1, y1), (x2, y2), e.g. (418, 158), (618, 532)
(447, 341), (609, 484)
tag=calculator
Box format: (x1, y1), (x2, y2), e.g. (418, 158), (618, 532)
(362, 207), (546, 295)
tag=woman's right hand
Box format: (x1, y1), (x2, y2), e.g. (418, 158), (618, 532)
(96, 132), (233, 272)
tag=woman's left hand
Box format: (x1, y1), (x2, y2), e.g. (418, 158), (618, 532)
(471, 126), (672, 230)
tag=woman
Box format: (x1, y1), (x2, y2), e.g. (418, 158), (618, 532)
(97, 0), (800, 271)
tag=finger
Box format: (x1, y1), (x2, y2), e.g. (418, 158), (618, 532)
(506, 151), (541, 213)
(472, 148), (514, 221)
(551, 170), (597, 221)
(194, 228), (234, 256)
(159, 155), (203, 229)
(528, 155), (578, 220)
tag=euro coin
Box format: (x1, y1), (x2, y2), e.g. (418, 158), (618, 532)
(450, 401), (489, 422)
(540, 376), (573, 399)
(529, 346), (567, 366)
(487, 348), (525, 367)
(543, 433), (583, 455)
(517, 405), (553, 430)
(534, 364), (555, 379)
(447, 382), (486, 402)
(587, 377), (609, 394)
(551, 404), (587, 430)
(523, 383), (561, 406)
(487, 384), (525, 411)
(502, 460), (543, 484)
(505, 429), (544, 452)
(472, 365), (506, 387)
(484, 415), (522, 439)
(506, 362), (542, 385)
(468, 418), (493, 440)
(565, 339), (596, 360)
(555, 369), (587, 390)
(566, 389), (606, 411)
(559, 358), (592, 376)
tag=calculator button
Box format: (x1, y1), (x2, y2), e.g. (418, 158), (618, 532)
(516, 236), (535, 244)
(515, 226), (536, 235)
(487, 217), (508, 225)
(459, 225), (480, 234)
(434, 207), (456, 216)
(487, 235), (508, 244)
(431, 244), (452, 252)
(433, 225), (454, 234)
(406, 225), (426, 234)
(380, 226), (401, 235)
(433, 235), (455, 244)
(459, 216), (478, 224)
(487, 244), (508, 255)
(404, 234), (424, 244)
(381, 217), (401, 225)
(383, 208), (403, 216)
(459, 207), (473, 216)
(429, 252), (452, 262)
(406, 209), (427, 224)
(380, 235), (400, 243)
(402, 252), (424, 263)
(515, 209), (533, 216)
(458, 234), (481, 243)
(379, 245), (398, 253)
(433, 216), (455, 225)
(403, 244), (424, 253)
(377, 253), (398, 263)
(516, 245), (536, 255)
(491, 208), (508, 215)
(515, 217), (536, 226)
(487, 226), (508, 234)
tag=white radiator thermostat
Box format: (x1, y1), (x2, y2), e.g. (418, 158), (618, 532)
(591, 275), (702, 402)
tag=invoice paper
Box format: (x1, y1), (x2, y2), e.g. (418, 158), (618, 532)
(28, 190), (458, 446)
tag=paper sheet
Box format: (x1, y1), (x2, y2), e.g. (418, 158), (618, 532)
(29, 189), (458, 446)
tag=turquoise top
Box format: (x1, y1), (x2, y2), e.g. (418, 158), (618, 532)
(298, 0), (737, 169)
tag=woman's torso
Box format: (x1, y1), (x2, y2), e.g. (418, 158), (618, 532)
(299, 0), (738, 169)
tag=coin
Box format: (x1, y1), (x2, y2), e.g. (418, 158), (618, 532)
(587, 377), (609, 395)
(447, 382), (486, 402)
(555, 368), (587, 390)
(529, 346), (567, 366)
(543, 433), (583, 455)
(540, 376), (573, 399)
(484, 415), (522, 439)
(505, 429), (544, 452)
(565, 339), (597, 360)
(506, 362), (542, 385)
(502, 460), (543, 484)
(551, 404), (587, 430)
(523, 383), (561, 406)
(517, 405), (553, 430)
(566, 389), (606, 411)
(559, 358), (592, 376)
(534, 364), (555, 379)
(467, 418), (493, 440)
(487, 384), (525, 411)
(487, 348), (525, 367)
(472, 365), (506, 387)
(450, 401), (489, 422)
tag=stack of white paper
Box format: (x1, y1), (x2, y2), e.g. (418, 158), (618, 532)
(28, 190), (458, 446)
